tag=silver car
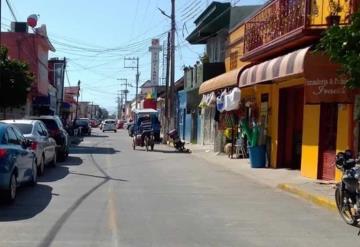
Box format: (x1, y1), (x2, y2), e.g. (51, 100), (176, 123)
(102, 119), (117, 132)
(1, 120), (57, 176)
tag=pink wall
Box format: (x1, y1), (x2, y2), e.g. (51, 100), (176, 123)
(2, 32), (51, 96)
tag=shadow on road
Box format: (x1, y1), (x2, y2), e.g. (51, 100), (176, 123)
(39, 166), (69, 183)
(86, 134), (109, 138)
(147, 149), (183, 154)
(59, 156), (83, 166)
(69, 171), (128, 182)
(0, 184), (52, 221)
(70, 146), (120, 155)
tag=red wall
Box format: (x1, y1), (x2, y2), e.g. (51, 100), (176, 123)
(2, 32), (51, 96)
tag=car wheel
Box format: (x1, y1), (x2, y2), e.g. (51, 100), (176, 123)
(37, 156), (45, 176)
(30, 161), (37, 186)
(50, 152), (57, 167)
(6, 173), (17, 203)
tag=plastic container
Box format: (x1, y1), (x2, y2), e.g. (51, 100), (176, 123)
(248, 145), (266, 168)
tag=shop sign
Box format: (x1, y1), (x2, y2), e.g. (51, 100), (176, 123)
(305, 77), (353, 104)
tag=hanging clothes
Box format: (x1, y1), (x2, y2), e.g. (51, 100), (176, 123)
(224, 87), (241, 111)
(216, 90), (226, 112)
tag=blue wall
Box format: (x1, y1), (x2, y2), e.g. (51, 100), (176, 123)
(185, 114), (192, 143)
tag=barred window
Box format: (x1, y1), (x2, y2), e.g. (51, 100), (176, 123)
(230, 51), (238, 70)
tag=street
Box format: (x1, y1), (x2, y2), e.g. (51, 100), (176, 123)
(0, 129), (359, 247)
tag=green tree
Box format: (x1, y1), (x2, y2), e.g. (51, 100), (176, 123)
(317, 12), (360, 88)
(0, 46), (33, 118)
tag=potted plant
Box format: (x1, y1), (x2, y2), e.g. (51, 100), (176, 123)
(240, 119), (266, 168)
(326, 0), (343, 26)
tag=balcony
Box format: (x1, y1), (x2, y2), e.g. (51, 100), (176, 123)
(242, 0), (354, 62)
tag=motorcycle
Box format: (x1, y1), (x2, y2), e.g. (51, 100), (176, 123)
(133, 130), (155, 152)
(335, 150), (360, 226)
(167, 129), (190, 153)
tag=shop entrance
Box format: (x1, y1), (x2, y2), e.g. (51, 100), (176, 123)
(318, 103), (338, 180)
(278, 86), (304, 169)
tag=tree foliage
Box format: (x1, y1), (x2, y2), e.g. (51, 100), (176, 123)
(317, 12), (360, 88)
(0, 46), (34, 112)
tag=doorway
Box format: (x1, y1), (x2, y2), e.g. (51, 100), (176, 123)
(277, 86), (304, 169)
(318, 103), (338, 180)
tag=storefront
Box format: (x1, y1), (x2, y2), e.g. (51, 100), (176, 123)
(239, 46), (355, 181)
(199, 67), (246, 151)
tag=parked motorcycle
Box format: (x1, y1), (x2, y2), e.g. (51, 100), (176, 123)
(335, 150), (360, 226)
(167, 129), (190, 153)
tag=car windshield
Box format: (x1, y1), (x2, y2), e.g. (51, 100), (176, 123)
(11, 123), (33, 134)
(105, 120), (115, 124)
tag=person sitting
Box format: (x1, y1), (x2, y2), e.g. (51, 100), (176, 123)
(140, 116), (152, 132)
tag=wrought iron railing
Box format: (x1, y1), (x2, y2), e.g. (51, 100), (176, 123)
(244, 0), (307, 53)
(243, 0), (353, 54)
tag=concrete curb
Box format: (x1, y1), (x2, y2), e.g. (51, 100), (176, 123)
(277, 183), (337, 211)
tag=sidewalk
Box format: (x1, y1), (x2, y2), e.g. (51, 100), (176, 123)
(187, 143), (337, 211)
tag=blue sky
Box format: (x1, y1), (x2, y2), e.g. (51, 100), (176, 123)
(1, 0), (264, 113)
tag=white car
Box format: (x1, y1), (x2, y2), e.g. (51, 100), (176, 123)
(102, 119), (117, 132)
(1, 119), (57, 176)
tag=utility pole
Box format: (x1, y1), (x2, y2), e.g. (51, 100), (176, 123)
(164, 32), (171, 141)
(90, 101), (93, 119)
(0, 0), (2, 46)
(74, 80), (81, 122)
(124, 57), (139, 109)
(170, 0), (176, 129)
(117, 78), (132, 107)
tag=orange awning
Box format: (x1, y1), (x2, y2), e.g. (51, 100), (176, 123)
(199, 66), (246, 94)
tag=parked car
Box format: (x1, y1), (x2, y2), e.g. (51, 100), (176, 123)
(1, 120), (57, 176)
(28, 116), (69, 161)
(117, 120), (125, 129)
(90, 119), (99, 128)
(74, 118), (92, 136)
(0, 123), (37, 202)
(102, 119), (117, 132)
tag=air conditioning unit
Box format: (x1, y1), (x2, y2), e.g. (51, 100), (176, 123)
(11, 22), (28, 33)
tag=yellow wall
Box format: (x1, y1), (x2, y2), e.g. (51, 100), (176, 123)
(335, 104), (352, 181)
(225, 24), (247, 72)
(309, 0), (351, 26)
(301, 105), (321, 179)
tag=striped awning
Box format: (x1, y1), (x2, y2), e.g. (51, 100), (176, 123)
(239, 46), (311, 87)
(199, 66), (246, 94)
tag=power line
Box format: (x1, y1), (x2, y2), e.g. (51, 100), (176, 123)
(5, 0), (17, 21)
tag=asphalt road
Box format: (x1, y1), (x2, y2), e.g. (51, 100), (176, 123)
(0, 128), (359, 247)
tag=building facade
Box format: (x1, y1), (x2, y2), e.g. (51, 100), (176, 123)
(1, 23), (55, 118)
(197, 0), (359, 181)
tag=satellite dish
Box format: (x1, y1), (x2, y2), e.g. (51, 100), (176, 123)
(27, 14), (38, 28)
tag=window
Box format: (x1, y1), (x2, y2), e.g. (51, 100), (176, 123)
(39, 122), (48, 136)
(7, 128), (19, 145)
(12, 127), (24, 143)
(39, 119), (58, 130)
(2, 132), (9, 144)
(12, 123), (33, 135)
(230, 51), (238, 70)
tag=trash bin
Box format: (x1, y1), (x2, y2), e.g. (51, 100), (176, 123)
(248, 145), (266, 168)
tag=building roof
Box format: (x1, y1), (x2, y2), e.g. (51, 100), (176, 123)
(229, 5), (262, 30)
(186, 2), (231, 44)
